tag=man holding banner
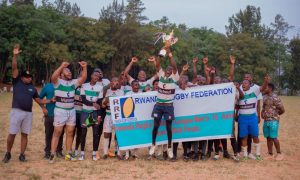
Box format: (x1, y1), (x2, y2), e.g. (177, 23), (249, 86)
(148, 47), (180, 159)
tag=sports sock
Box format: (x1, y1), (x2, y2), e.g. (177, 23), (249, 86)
(242, 146), (247, 157)
(104, 138), (109, 155)
(253, 143), (261, 156)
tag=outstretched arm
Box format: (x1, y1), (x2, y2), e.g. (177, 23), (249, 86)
(180, 64), (189, 78)
(77, 61), (87, 86)
(192, 57), (198, 84)
(124, 57), (138, 82)
(260, 75), (270, 92)
(235, 82), (244, 99)
(51, 62), (69, 85)
(202, 57), (211, 84)
(12, 44), (22, 78)
(148, 56), (161, 72)
(228, 55), (235, 82)
(166, 48), (177, 74)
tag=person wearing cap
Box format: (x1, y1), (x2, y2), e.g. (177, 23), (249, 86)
(49, 60), (87, 163)
(2, 44), (52, 163)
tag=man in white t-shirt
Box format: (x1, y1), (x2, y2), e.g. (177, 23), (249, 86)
(237, 73), (263, 159)
(238, 75), (270, 161)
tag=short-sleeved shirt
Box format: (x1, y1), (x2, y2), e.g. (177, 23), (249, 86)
(240, 83), (262, 114)
(74, 86), (82, 112)
(12, 76), (39, 112)
(81, 82), (103, 113)
(120, 85), (132, 94)
(125, 90), (141, 95)
(129, 76), (156, 91)
(39, 83), (55, 116)
(251, 84), (262, 100)
(105, 89), (124, 115)
(98, 79), (110, 87)
(262, 93), (284, 121)
(156, 68), (180, 103)
(54, 78), (79, 110)
(238, 85), (261, 115)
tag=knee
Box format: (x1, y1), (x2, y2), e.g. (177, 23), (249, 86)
(53, 128), (63, 137)
(104, 133), (110, 138)
(21, 133), (28, 138)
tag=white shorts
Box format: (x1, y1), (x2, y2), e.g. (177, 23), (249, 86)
(54, 108), (76, 127)
(103, 115), (114, 133)
(9, 108), (33, 134)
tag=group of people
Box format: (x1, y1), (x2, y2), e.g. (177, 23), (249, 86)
(2, 44), (285, 164)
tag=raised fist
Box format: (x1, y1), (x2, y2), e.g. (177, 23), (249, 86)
(148, 56), (156, 62)
(193, 57), (198, 64)
(202, 57), (208, 65)
(182, 64), (189, 72)
(13, 44), (22, 55)
(78, 61), (87, 68)
(61, 62), (70, 68)
(131, 57), (138, 63)
(230, 55), (235, 64)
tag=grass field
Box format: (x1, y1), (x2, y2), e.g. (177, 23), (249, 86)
(0, 93), (300, 180)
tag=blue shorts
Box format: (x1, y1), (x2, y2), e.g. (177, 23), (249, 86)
(151, 104), (175, 121)
(263, 120), (279, 138)
(238, 114), (259, 138)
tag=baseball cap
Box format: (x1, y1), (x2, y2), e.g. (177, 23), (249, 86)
(20, 70), (32, 78)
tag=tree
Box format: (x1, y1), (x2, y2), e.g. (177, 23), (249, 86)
(125, 0), (148, 24)
(287, 38), (300, 95)
(226, 5), (262, 38)
(270, 14), (294, 89)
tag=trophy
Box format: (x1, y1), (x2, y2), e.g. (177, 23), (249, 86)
(83, 113), (97, 127)
(154, 30), (178, 57)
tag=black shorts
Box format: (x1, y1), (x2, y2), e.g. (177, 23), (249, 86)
(151, 104), (175, 121)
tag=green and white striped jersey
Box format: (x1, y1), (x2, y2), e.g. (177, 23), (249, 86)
(54, 78), (78, 110)
(74, 86), (82, 112)
(80, 82), (103, 113)
(157, 68), (179, 103)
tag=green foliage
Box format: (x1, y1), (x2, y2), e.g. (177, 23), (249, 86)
(0, 1), (295, 93)
(287, 38), (300, 95)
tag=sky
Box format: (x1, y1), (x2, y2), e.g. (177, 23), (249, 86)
(37, 0), (300, 39)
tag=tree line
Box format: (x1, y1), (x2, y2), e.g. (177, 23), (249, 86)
(0, 0), (299, 95)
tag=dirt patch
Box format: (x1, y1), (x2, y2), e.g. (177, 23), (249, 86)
(0, 94), (299, 179)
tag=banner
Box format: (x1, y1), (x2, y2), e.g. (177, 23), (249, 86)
(110, 82), (236, 150)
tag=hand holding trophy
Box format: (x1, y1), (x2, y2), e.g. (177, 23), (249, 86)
(155, 30), (178, 57)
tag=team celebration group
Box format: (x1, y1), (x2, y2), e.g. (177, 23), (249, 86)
(2, 44), (285, 164)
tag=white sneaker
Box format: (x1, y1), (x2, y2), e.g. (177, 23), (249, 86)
(149, 145), (156, 156)
(167, 148), (173, 159)
(248, 153), (256, 160)
(125, 151), (130, 160)
(92, 155), (97, 161)
(78, 154), (85, 161)
(213, 154), (220, 160)
(232, 155), (240, 162)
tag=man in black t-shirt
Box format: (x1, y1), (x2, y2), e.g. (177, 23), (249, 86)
(2, 44), (50, 163)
